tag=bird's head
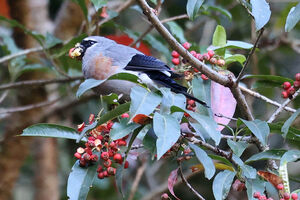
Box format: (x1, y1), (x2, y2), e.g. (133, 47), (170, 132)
(69, 36), (115, 60)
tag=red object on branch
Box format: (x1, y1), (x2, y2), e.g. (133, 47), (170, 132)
(106, 35), (151, 56)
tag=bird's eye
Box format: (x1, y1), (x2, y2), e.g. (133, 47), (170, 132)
(88, 40), (96, 45)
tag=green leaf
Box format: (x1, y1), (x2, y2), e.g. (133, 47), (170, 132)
(192, 77), (212, 116)
(209, 154), (233, 167)
(250, 0), (271, 30)
(281, 108), (300, 138)
(159, 87), (186, 121)
(206, 5), (232, 20)
(144, 34), (171, 59)
(76, 79), (105, 98)
(269, 122), (300, 142)
(129, 86), (162, 120)
(245, 149), (287, 163)
(227, 140), (248, 157)
(189, 143), (215, 179)
(76, 103), (130, 142)
(239, 119), (269, 146)
(45, 32), (62, 48)
(186, 0), (204, 20)
(67, 160), (98, 200)
(143, 129), (157, 155)
(285, 3), (300, 32)
(242, 74), (294, 85)
(153, 113), (180, 160)
(212, 25), (227, 56)
(188, 111), (221, 145)
(166, 21), (186, 43)
(90, 0), (107, 11)
(245, 178), (266, 200)
(232, 154), (256, 179)
(22, 123), (80, 140)
(110, 118), (141, 140)
(212, 40), (253, 51)
(280, 150), (300, 166)
(212, 170), (236, 200)
(225, 54), (246, 65)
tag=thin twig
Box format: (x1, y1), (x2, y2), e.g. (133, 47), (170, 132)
(267, 90), (300, 123)
(236, 28), (264, 83)
(178, 162), (205, 200)
(128, 161), (147, 200)
(239, 85), (296, 113)
(0, 76), (83, 91)
(0, 91), (8, 104)
(0, 47), (43, 64)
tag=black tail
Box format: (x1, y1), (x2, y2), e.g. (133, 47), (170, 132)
(146, 71), (208, 108)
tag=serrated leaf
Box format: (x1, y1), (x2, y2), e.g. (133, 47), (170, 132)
(250, 0), (271, 30)
(22, 123), (80, 140)
(166, 21), (186, 43)
(212, 170), (236, 200)
(67, 160), (98, 200)
(110, 118), (140, 140)
(153, 113), (180, 159)
(245, 178), (266, 200)
(186, 0), (204, 20)
(189, 143), (215, 179)
(211, 81), (237, 131)
(188, 111), (221, 145)
(90, 0), (107, 11)
(285, 3), (300, 32)
(245, 149), (287, 163)
(280, 150), (300, 166)
(281, 108), (300, 138)
(45, 32), (62, 48)
(239, 119), (269, 146)
(168, 168), (180, 200)
(227, 140), (248, 157)
(129, 86), (162, 120)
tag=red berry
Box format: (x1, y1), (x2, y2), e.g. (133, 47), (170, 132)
(97, 135), (103, 141)
(201, 74), (209, 80)
(101, 152), (110, 161)
(108, 149), (115, 157)
(193, 67), (199, 73)
(98, 172), (104, 179)
(172, 58), (180, 65)
(198, 54), (204, 61)
(109, 142), (116, 148)
(83, 153), (91, 161)
(183, 42), (191, 49)
(74, 152), (82, 159)
(184, 113), (190, 117)
(276, 184), (284, 190)
(106, 122), (113, 130)
(113, 153), (122, 162)
(283, 193), (290, 200)
(107, 167), (116, 175)
(121, 113), (129, 118)
(103, 159), (112, 168)
(283, 81), (292, 90)
(88, 114), (95, 124)
(90, 154), (98, 162)
(259, 196), (267, 200)
(88, 136), (95, 141)
(97, 165), (103, 173)
(295, 73), (300, 81)
(291, 193), (298, 200)
(161, 193), (169, 199)
(79, 158), (86, 167)
(203, 53), (210, 61)
(171, 50), (180, 58)
(253, 191), (261, 198)
(282, 91), (289, 98)
(103, 170), (109, 177)
(294, 80), (300, 88)
(207, 50), (215, 58)
(77, 122), (85, 132)
(280, 199), (285, 200)
(190, 50), (197, 57)
(217, 59), (225, 66)
(124, 160), (129, 169)
(118, 140), (127, 146)
(188, 99), (195, 106)
(184, 148), (192, 155)
(170, 67), (175, 71)
(210, 57), (217, 65)
(267, 198), (274, 200)
(87, 140), (95, 148)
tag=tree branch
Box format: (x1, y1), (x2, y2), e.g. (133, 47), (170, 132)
(0, 76), (83, 91)
(178, 162), (205, 200)
(0, 46), (43, 64)
(128, 161), (147, 200)
(236, 28), (264, 83)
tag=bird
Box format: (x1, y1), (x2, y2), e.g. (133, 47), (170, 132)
(69, 36), (207, 107)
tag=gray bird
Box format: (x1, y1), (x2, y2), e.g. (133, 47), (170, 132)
(69, 36), (207, 107)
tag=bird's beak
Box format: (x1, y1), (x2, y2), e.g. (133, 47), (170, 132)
(69, 43), (84, 59)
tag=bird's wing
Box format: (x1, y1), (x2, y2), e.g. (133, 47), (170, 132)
(125, 54), (171, 72)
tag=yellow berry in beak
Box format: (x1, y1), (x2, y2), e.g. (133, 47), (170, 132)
(69, 45), (82, 59)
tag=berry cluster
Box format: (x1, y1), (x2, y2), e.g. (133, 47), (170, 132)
(281, 73), (300, 99)
(171, 42), (226, 69)
(74, 113), (130, 180)
(253, 184), (299, 200)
